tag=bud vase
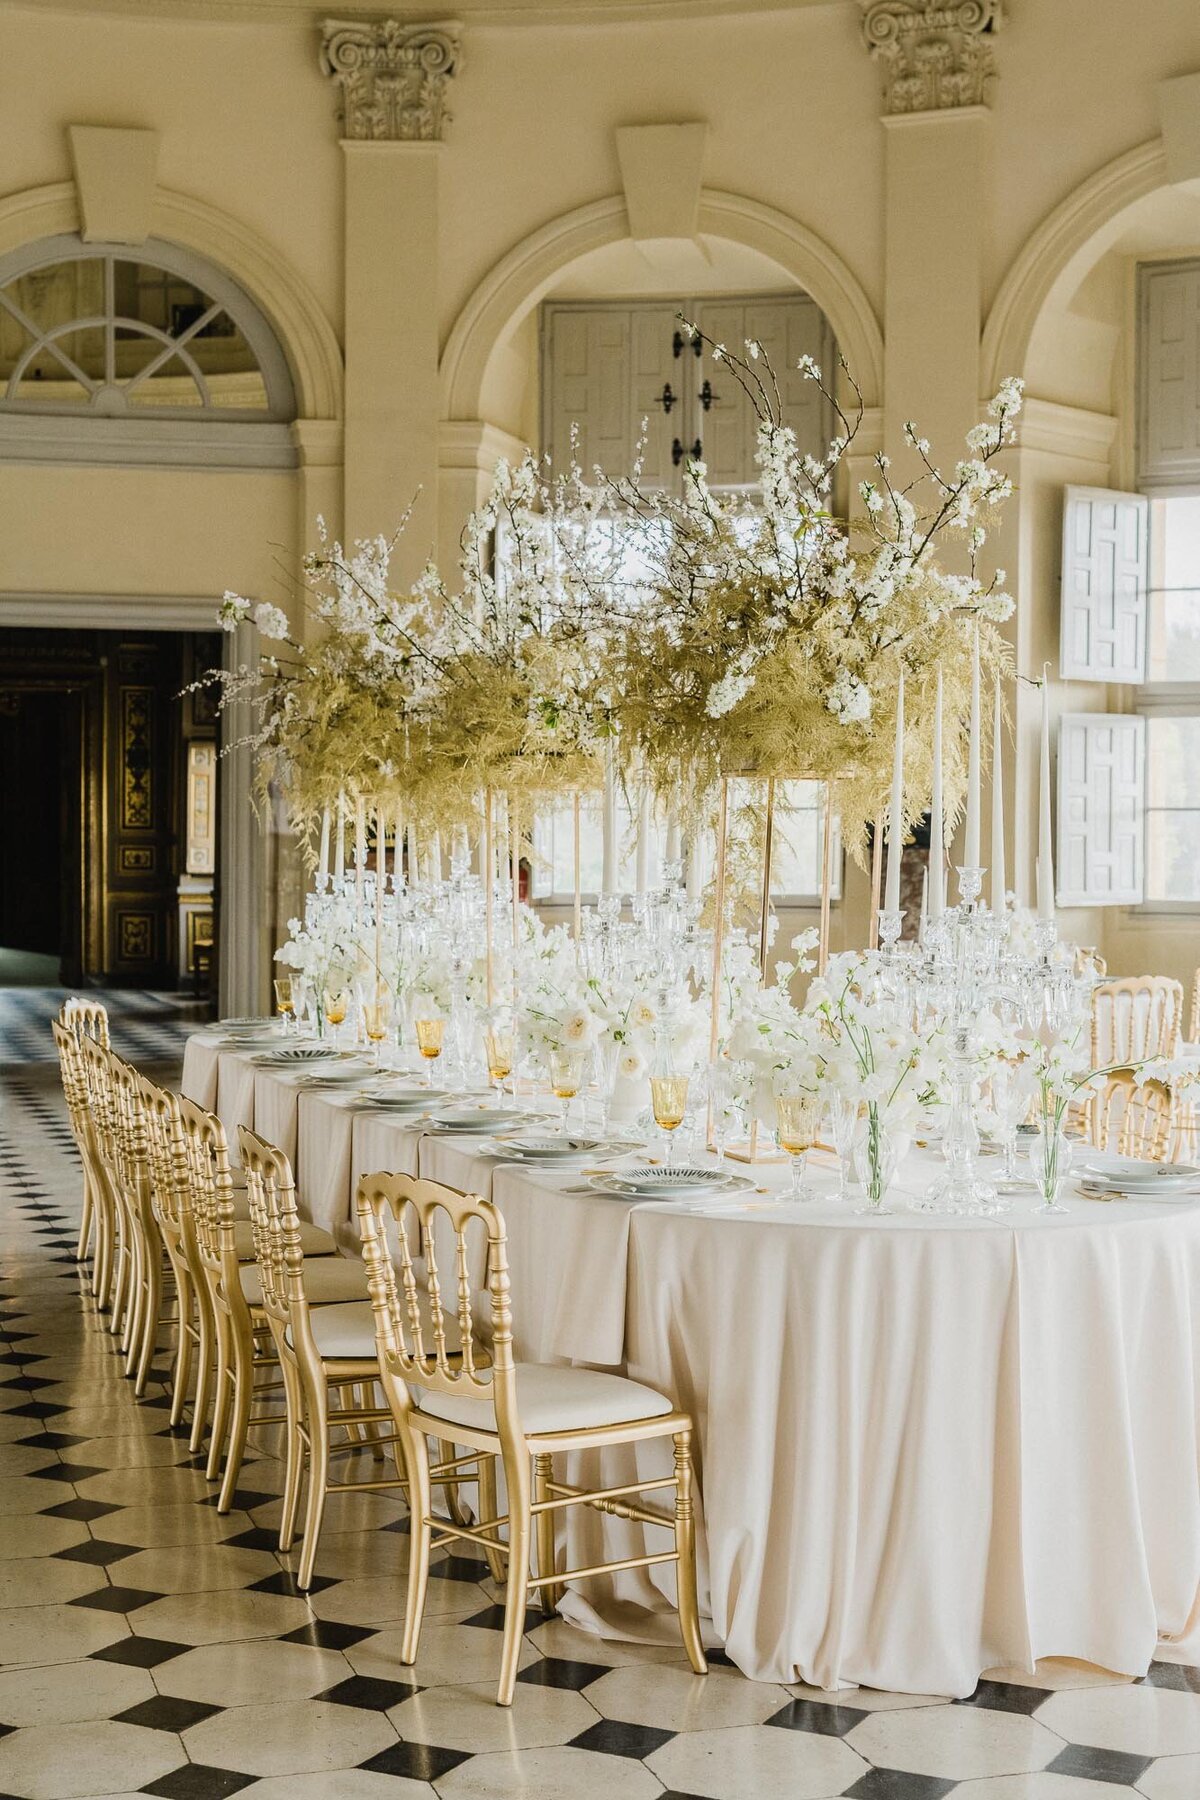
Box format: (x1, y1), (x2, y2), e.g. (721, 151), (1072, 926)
(1029, 1119), (1072, 1215)
(853, 1105), (899, 1215)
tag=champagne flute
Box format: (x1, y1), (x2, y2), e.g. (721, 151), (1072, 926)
(650, 1073), (690, 1169)
(292, 977), (310, 1039)
(414, 1017), (445, 1087)
(776, 1090), (820, 1202)
(706, 1060), (738, 1165)
(548, 1047), (586, 1136)
(828, 1092), (857, 1202)
(273, 976), (294, 1035)
(484, 1026), (515, 1107)
(362, 991), (394, 1067)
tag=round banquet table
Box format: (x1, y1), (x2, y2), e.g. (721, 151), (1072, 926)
(181, 1033), (1200, 1697)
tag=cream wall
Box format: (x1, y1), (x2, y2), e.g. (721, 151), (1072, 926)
(1, 0), (1199, 1003)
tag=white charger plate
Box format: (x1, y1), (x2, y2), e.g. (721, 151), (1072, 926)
(252, 1045), (343, 1067)
(599, 1164), (734, 1198)
(495, 1134), (606, 1160)
(1077, 1155), (1200, 1192)
(428, 1105), (537, 1134)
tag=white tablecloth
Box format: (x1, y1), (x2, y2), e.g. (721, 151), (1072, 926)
(178, 1033), (1200, 1694)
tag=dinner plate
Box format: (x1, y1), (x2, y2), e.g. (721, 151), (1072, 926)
(302, 1060), (373, 1084)
(1077, 1155), (1200, 1192)
(494, 1134), (607, 1160)
(358, 1086), (453, 1110)
(220, 1016), (276, 1031)
(1078, 1179), (1199, 1204)
(252, 1044), (343, 1067)
(600, 1164), (734, 1198)
(428, 1104), (536, 1133)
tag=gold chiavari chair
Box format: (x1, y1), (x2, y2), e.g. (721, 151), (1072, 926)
(356, 1170), (707, 1707)
(1091, 975), (1183, 1068)
(1190, 968), (1200, 1046)
(1093, 1067), (1176, 1162)
(80, 1036), (137, 1346)
(108, 1052), (174, 1398)
(239, 1126), (407, 1587)
(139, 1074), (209, 1434)
(52, 1016), (115, 1305)
(57, 998), (110, 1271)
(176, 1096), (364, 1511)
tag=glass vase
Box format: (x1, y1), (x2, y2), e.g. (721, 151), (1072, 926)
(853, 1106), (899, 1216)
(1029, 1117), (1073, 1215)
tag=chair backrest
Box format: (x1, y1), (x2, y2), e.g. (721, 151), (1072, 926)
(176, 1093), (240, 1285)
(1190, 968), (1200, 1045)
(60, 997), (110, 1049)
(237, 1125), (309, 1339)
(107, 1052), (159, 1236)
(51, 1018), (87, 1136)
(356, 1171), (512, 1428)
(1091, 976), (1183, 1068)
(1094, 1067), (1175, 1161)
(138, 1072), (185, 1239)
(80, 1035), (120, 1173)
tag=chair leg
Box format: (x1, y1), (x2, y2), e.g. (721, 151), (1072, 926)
(189, 1283), (215, 1457)
(497, 1449), (532, 1707)
(94, 1184), (114, 1307)
(296, 1379), (330, 1591)
(442, 1438), (470, 1526)
(75, 1169), (95, 1264)
(278, 1354), (306, 1554)
(532, 1452), (562, 1612)
(169, 1267), (195, 1429)
(206, 1307), (233, 1482)
(108, 1216), (129, 1337)
(122, 1230), (144, 1371)
(400, 1429), (433, 1667)
(478, 1454), (506, 1585)
(217, 1316), (256, 1512)
(134, 1249), (163, 1398)
(673, 1431), (707, 1675)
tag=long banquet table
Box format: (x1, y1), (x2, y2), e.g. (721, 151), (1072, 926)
(182, 1030), (1200, 1696)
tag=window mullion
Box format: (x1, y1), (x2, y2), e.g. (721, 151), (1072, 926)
(104, 255), (115, 388)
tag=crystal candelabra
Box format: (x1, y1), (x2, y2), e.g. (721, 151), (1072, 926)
(876, 865), (1076, 1217)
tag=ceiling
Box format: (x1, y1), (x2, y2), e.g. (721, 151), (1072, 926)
(3, 0), (838, 23)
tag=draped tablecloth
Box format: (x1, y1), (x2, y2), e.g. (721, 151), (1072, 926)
(175, 1034), (1200, 1695)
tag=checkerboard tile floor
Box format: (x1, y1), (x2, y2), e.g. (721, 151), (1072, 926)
(2, 1010), (1199, 1797)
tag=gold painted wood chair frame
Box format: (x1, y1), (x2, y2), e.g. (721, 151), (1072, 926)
(238, 1126), (407, 1588)
(176, 1095), (294, 1510)
(52, 1014), (116, 1306)
(80, 1036), (137, 1348)
(356, 1170), (707, 1707)
(108, 1052), (174, 1398)
(1093, 1067), (1176, 1162)
(139, 1074), (212, 1440)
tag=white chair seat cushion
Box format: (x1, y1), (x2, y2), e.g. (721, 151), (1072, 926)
(232, 1219), (334, 1262)
(291, 1300), (378, 1360)
(239, 1255), (367, 1308)
(411, 1362), (675, 1436)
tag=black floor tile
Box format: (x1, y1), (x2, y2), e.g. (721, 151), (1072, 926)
(462, 1603), (509, 1632)
(92, 1634), (190, 1668)
(767, 1697), (869, 1735)
(55, 1538), (138, 1567)
(222, 1527), (279, 1553)
(954, 1679), (1051, 1715)
(845, 1772), (957, 1800)
(570, 1718), (676, 1759)
(41, 1496), (121, 1521)
(141, 1766), (256, 1799)
(316, 1674), (420, 1710)
(429, 1552), (489, 1582)
(71, 1585), (166, 1613)
(1143, 1661), (1200, 1693)
(1046, 1744), (1153, 1785)
(281, 1619), (374, 1650)
(516, 1656), (609, 1691)
(115, 1694), (220, 1732)
(28, 1461), (107, 1483)
(248, 1569), (337, 1599)
(13, 1430), (87, 1450)
(360, 1741), (469, 1782)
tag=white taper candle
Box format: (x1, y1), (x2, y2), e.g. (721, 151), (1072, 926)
(929, 669), (943, 922)
(1037, 673), (1055, 921)
(964, 627), (981, 869)
(884, 667), (905, 915)
(317, 806), (331, 888)
(334, 793), (346, 882)
(601, 741), (618, 895)
(991, 675), (1006, 913)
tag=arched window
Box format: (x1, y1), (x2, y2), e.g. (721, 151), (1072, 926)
(0, 235), (296, 466)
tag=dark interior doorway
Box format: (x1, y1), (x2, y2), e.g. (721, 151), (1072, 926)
(0, 688), (74, 964)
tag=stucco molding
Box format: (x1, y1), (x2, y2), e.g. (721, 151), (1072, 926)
(860, 1), (1003, 116)
(0, 180), (343, 422)
(320, 17), (461, 141)
(0, 591), (223, 630)
(440, 187), (884, 423)
(981, 139), (1170, 394)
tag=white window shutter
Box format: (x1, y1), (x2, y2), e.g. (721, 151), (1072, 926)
(1139, 261), (1200, 490)
(542, 306), (632, 480)
(1057, 713), (1146, 906)
(1059, 487), (1148, 684)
